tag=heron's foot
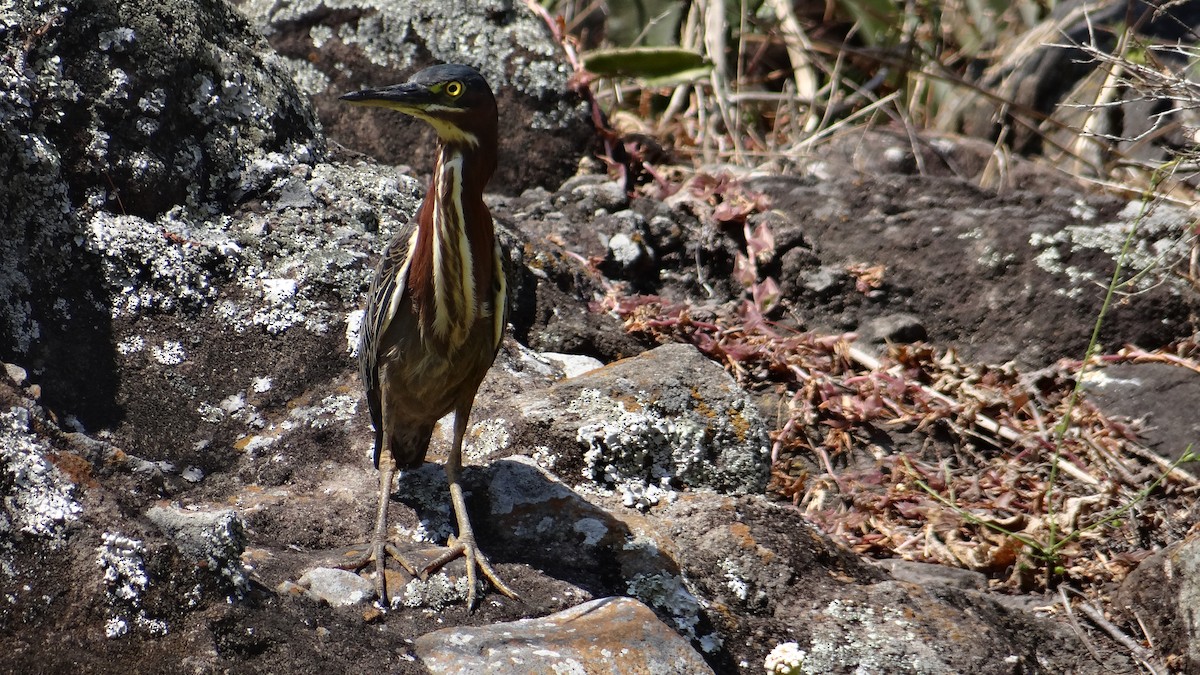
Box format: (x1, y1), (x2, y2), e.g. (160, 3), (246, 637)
(422, 534), (520, 610)
(337, 540), (421, 607)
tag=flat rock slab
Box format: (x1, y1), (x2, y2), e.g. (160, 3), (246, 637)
(414, 596), (714, 674)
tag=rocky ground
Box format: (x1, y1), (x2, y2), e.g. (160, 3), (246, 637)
(3, 1), (1200, 674)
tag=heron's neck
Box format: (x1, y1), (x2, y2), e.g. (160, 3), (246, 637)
(423, 143), (494, 345)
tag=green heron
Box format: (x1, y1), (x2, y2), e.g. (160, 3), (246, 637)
(339, 63), (516, 610)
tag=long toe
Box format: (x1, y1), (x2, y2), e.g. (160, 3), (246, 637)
(336, 539), (422, 607)
(422, 536), (520, 610)
(466, 541), (521, 605)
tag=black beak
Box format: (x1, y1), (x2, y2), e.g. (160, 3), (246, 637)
(340, 82), (432, 107)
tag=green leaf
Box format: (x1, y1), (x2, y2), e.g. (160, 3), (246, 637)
(583, 47), (711, 83)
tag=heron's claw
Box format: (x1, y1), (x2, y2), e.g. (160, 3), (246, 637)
(423, 533), (520, 611)
(338, 540), (420, 607)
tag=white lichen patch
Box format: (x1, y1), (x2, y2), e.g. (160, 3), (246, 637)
(0, 407), (83, 571)
(626, 572), (722, 652)
(572, 518), (608, 547)
(720, 559), (752, 602)
(765, 642), (807, 675)
(151, 340), (185, 365)
(1031, 198), (1194, 297)
(115, 335), (145, 354)
(197, 401), (225, 424)
(97, 27), (136, 52)
(84, 212), (240, 317)
(401, 519), (452, 546)
(221, 393), (247, 414)
(796, 597), (947, 674)
(570, 381), (768, 506)
(616, 476), (676, 511)
(96, 533), (168, 638)
(1069, 198), (1097, 221)
(237, 433), (280, 456)
(464, 418), (510, 461)
(530, 444), (558, 470)
(400, 572), (471, 611)
(290, 393), (358, 429)
(97, 534), (149, 602)
(282, 55), (332, 97)
(261, 277), (297, 303)
(345, 309), (364, 356)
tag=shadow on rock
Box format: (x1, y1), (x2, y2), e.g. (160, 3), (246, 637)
(400, 457), (682, 597)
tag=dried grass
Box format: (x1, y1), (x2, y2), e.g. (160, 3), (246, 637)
(604, 285), (1200, 593)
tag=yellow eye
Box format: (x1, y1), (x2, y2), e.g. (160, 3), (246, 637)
(445, 81), (463, 97)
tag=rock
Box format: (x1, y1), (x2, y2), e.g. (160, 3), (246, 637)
(295, 567), (374, 607)
(538, 352), (604, 378)
(859, 312), (928, 345)
(145, 504), (248, 594)
(414, 596), (714, 674)
(799, 265), (848, 297)
(1115, 528), (1200, 672)
(449, 457), (680, 598)
(3, 363), (27, 387)
(487, 342), (771, 504)
(753, 172), (1200, 368)
(569, 177), (630, 212)
(1083, 363), (1200, 471)
(1, 0), (324, 430)
(563, 343), (770, 494)
(872, 559), (988, 591)
(657, 494), (1126, 673)
(606, 231), (653, 274)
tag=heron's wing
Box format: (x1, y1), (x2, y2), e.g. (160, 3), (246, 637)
(359, 221), (418, 468)
(489, 236), (508, 356)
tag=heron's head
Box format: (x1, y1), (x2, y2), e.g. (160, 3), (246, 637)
(340, 63), (498, 149)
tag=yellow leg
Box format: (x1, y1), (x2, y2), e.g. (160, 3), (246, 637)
(422, 410), (520, 610)
(338, 451), (420, 607)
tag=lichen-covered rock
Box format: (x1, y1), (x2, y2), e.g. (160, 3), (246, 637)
(2, 0), (322, 219)
(0, 0), (325, 429)
(0, 406), (82, 574)
(517, 342), (772, 505)
(464, 341), (772, 511)
(655, 494), (1127, 674)
(146, 504), (248, 594)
